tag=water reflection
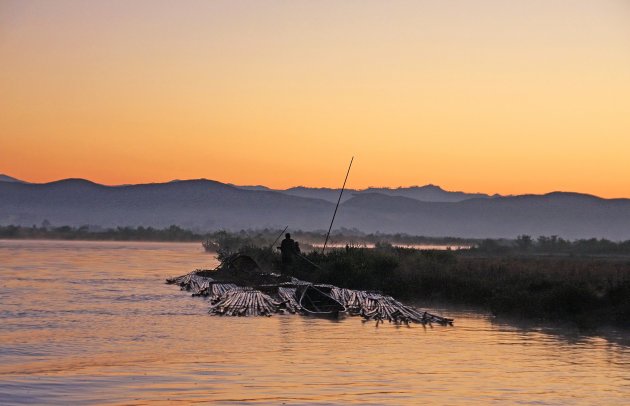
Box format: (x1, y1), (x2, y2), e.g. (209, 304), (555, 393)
(0, 240), (628, 405)
(486, 312), (630, 349)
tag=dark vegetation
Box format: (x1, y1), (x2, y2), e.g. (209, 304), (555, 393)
(219, 236), (630, 329)
(472, 234), (630, 256)
(0, 224), (203, 241)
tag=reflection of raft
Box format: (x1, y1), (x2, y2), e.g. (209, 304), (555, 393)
(298, 285), (345, 317)
(166, 254), (453, 326)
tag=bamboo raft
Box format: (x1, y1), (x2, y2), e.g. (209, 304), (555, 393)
(166, 264), (453, 326)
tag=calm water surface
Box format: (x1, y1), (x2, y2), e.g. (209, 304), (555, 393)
(1, 240), (628, 405)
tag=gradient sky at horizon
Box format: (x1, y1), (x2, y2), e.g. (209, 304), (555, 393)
(2, 0), (629, 197)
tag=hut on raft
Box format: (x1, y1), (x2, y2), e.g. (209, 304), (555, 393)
(167, 253), (453, 326)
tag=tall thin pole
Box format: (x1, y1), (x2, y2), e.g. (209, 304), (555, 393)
(322, 157), (354, 254)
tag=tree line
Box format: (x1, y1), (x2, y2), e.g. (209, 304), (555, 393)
(474, 234), (630, 255)
(0, 224), (202, 241)
(3, 224), (630, 256)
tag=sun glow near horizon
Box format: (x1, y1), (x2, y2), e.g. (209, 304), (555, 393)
(2, 0), (629, 198)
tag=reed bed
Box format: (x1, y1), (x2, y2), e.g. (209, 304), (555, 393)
(257, 246), (630, 327)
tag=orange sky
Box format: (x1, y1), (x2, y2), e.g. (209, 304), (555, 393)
(1, 1), (629, 197)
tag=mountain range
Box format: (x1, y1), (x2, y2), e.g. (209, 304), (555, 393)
(0, 174), (25, 183)
(1, 175), (629, 239)
(233, 184), (496, 203)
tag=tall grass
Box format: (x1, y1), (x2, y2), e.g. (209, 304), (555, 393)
(234, 243), (630, 328)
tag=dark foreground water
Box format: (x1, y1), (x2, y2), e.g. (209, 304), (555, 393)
(0, 240), (628, 405)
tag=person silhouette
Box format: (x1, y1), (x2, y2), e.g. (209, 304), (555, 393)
(278, 233), (298, 271)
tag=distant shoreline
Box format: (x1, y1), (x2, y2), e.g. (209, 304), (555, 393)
(0, 238), (199, 244)
(3, 225), (630, 256)
(0, 224), (479, 246)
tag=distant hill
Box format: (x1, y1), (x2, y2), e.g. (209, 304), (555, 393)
(0, 174), (25, 183)
(360, 184), (494, 203)
(282, 186), (351, 203)
(242, 184), (495, 203)
(232, 185), (273, 192)
(2, 178), (630, 239)
(0, 179), (333, 231)
(338, 192), (630, 240)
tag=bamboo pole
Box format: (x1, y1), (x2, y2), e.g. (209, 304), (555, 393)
(323, 157), (354, 254)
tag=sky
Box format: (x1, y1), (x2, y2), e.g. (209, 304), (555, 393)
(1, 0), (629, 197)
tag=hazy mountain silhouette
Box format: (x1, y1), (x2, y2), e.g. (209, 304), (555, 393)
(0, 174), (25, 183)
(360, 185), (494, 202)
(282, 187), (352, 203)
(232, 185), (273, 192)
(242, 184), (495, 203)
(0, 179), (332, 231)
(1, 177), (630, 239)
(338, 193), (630, 240)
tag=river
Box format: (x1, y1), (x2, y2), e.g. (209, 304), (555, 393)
(0, 240), (628, 405)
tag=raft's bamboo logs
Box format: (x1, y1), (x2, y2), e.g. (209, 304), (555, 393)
(208, 288), (281, 317)
(329, 287), (452, 325)
(166, 270), (215, 295)
(169, 270), (453, 325)
(277, 287), (301, 313)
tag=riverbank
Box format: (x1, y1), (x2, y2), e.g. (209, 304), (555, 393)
(233, 244), (630, 329)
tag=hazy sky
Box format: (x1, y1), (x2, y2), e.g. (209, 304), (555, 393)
(2, 0), (629, 196)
